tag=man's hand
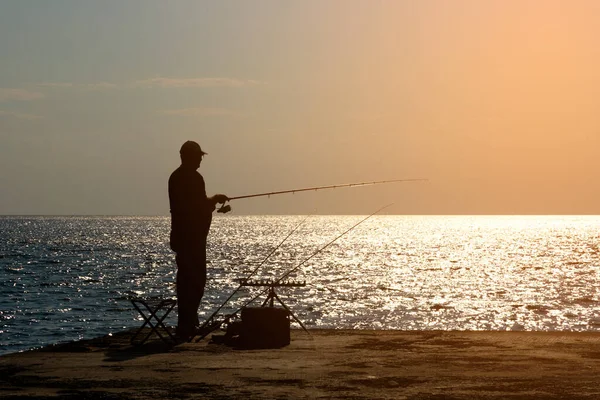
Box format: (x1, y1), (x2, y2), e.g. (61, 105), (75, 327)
(212, 194), (229, 204)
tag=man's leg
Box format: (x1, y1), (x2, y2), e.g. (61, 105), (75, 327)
(176, 254), (196, 338)
(189, 270), (206, 330)
(176, 252), (206, 339)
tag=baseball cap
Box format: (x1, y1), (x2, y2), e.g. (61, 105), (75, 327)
(179, 140), (207, 156)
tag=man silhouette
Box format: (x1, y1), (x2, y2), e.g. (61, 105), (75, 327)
(168, 141), (228, 340)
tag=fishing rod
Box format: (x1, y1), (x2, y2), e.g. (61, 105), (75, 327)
(196, 213), (313, 335)
(194, 202), (393, 342)
(271, 202), (393, 285)
(217, 178), (426, 213)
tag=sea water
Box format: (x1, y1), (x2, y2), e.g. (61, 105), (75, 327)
(1, 215), (600, 355)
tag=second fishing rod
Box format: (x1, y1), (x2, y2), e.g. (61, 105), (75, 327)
(195, 213), (313, 335)
(194, 202), (393, 342)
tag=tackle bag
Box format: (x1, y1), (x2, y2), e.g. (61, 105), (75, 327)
(239, 307), (290, 349)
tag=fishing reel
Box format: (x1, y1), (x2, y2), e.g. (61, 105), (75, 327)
(217, 203), (232, 213)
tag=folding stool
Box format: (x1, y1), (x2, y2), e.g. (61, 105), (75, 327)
(130, 297), (177, 345)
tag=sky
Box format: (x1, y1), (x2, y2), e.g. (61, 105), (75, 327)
(1, 0), (599, 215)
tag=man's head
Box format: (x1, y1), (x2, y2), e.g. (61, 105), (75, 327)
(179, 140), (207, 169)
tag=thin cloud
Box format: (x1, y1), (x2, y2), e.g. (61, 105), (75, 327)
(162, 107), (242, 117)
(36, 82), (118, 91)
(0, 110), (42, 120)
(0, 88), (45, 102)
(36, 78), (260, 90)
(36, 82), (74, 88)
(135, 77), (261, 88)
(80, 82), (118, 90)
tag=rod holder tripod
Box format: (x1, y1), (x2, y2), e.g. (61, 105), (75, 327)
(238, 279), (309, 334)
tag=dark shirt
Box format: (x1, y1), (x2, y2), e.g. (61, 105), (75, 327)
(168, 165), (213, 253)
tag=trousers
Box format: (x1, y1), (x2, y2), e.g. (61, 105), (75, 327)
(175, 250), (207, 338)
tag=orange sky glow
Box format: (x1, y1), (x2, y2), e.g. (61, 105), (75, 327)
(1, 1), (599, 214)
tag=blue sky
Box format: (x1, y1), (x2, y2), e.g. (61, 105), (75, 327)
(2, 1), (600, 215)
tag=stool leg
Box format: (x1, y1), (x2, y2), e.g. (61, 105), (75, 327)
(140, 302), (165, 344)
(146, 300), (176, 344)
(152, 300), (177, 342)
(131, 300), (152, 344)
(131, 299), (178, 345)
